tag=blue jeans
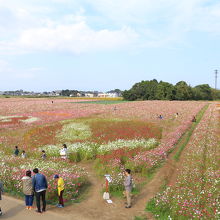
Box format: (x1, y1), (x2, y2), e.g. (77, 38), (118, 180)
(25, 195), (34, 206)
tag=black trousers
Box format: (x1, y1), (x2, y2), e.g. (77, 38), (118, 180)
(58, 190), (64, 206)
(35, 190), (46, 212)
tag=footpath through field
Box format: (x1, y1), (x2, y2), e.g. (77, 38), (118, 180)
(1, 196), (66, 220)
(1, 104), (211, 220)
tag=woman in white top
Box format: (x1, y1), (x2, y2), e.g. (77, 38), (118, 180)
(60, 144), (68, 159)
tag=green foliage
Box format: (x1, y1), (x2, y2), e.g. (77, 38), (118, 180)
(146, 198), (171, 219)
(69, 151), (82, 162)
(123, 79), (219, 101)
(60, 89), (78, 96)
(193, 84), (213, 100)
(174, 81), (193, 100)
(211, 88), (220, 99)
(155, 81), (176, 100)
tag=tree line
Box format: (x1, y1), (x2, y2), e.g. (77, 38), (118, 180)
(122, 79), (220, 101)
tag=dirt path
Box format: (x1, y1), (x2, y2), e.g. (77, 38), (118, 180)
(1, 140), (197, 220)
(1, 150), (190, 220)
(3, 110), (207, 220)
(51, 151), (183, 220)
(1, 139), (192, 220)
(1, 195), (66, 220)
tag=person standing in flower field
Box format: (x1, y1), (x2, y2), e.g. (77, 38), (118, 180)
(21, 150), (27, 158)
(22, 170), (34, 210)
(0, 180), (3, 216)
(14, 146), (19, 156)
(41, 150), (46, 160)
(32, 168), (48, 213)
(54, 175), (65, 208)
(60, 144), (68, 160)
(123, 169), (132, 208)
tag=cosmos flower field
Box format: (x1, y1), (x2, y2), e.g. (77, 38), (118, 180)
(0, 97), (219, 217)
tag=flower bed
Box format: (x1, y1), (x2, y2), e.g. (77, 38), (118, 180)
(147, 104), (220, 219)
(0, 155), (88, 203)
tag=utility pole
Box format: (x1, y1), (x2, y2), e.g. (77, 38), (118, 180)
(215, 70), (218, 89)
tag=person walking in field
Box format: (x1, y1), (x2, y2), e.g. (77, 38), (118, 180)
(14, 146), (19, 156)
(22, 170), (34, 209)
(60, 144), (68, 160)
(123, 169), (132, 208)
(54, 175), (65, 208)
(0, 181), (3, 216)
(32, 168), (48, 213)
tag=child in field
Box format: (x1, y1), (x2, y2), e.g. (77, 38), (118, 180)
(158, 115), (163, 120)
(60, 144), (68, 160)
(21, 150), (27, 158)
(22, 170), (34, 209)
(54, 175), (65, 208)
(14, 146), (19, 156)
(192, 116), (196, 122)
(0, 181), (3, 216)
(41, 150), (46, 160)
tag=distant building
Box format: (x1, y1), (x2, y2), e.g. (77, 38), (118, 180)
(98, 92), (119, 98)
(85, 93), (94, 98)
(106, 92), (119, 98)
(98, 93), (108, 98)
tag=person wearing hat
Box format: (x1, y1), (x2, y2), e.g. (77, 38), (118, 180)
(54, 175), (65, 208)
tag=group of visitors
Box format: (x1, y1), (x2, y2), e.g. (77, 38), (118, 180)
(13, 144), (68, 160)
(14, 146), (26, 158)
(25, 168), (65, 213)
(157, 112), (180, 120)
(0, 168), (65, 216)
(0, 168), (132, 216)
(0, 143), (133, 216)
(41, 144), (68, 160)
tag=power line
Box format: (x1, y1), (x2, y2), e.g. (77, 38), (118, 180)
(215, 70), (218, 89)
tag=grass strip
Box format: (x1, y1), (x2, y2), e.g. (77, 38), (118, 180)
(173, 104), (209, 161)
(70, 100), (129, 105)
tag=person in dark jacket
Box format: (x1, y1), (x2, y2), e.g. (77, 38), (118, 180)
(0, 181), (3, 216)
(14, 146), (19, 156)
(32, 168), (48, 213)
(22, 170), (34, 209)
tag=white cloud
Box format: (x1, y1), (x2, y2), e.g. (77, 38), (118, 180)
(17, 21), (138, 54)
(0, 0), (220, 55)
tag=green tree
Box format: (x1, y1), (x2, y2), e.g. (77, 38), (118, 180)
(155, 81), (176, 100)
(174, 81), (193, 100)
(193, 84), (213, 100)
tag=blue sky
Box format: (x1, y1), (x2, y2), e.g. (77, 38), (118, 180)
(0, 0), (220, 92)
